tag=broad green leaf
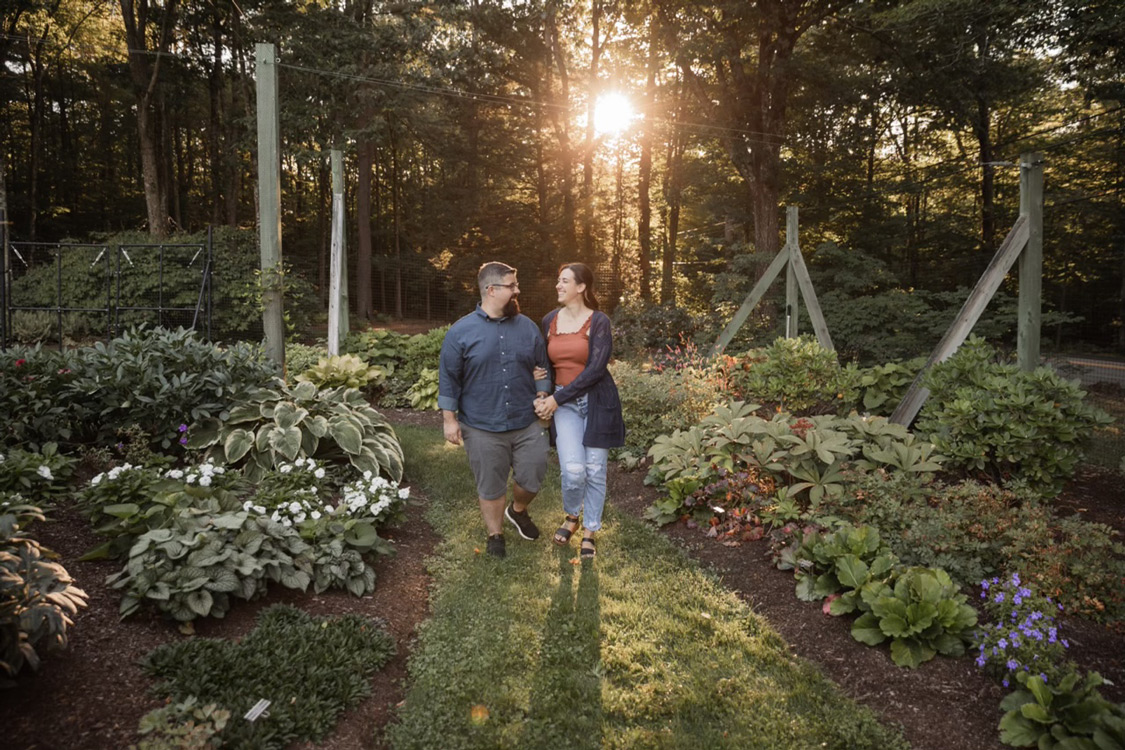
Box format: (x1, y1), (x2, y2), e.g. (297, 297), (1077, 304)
(329, 418), (364, 455)
(224, 428), (255, 464)
(889, 637), (933, 668)
(851, 613), (886, 646)
(836, 555), (869, 589)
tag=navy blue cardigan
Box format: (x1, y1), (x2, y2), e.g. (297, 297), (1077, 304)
(541, 308), (626, 449)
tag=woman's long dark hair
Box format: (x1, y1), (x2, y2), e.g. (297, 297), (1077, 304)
(560, 262), (600, 310)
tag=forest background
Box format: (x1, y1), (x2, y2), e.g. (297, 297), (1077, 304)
(1, 0), (1122, 363)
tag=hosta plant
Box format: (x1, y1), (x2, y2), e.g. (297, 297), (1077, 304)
(295, 354), (388, 391)
(187, 381), (404, 483)
(406, 367), (439, 410)
(1, 505), (88, 686)
(132, 696), (231, 750)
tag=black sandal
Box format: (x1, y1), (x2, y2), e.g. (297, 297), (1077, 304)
(580, 535), (596, 559)
(554, 515), (580, 546)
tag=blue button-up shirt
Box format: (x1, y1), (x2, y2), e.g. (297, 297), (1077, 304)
(438, 304), (552, 432)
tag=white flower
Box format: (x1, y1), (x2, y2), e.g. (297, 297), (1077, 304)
(363, 470), (373, 480)
(186, 473), (198, 484)
(91, 473), (105, 486)
(166, 469), (184, 480)
(310, 510), (322, 520)
(254, 505), (266, 514)
(279, 464), (293, 474)
(313, 468), (325, 479)
(36, 465), (53, 480)
(399, 487), (410, 500)
(288, 501), (301, 514)
(198, 475), (212, 487)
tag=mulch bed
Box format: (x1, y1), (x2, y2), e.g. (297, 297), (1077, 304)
(2, 407), (1122, 750)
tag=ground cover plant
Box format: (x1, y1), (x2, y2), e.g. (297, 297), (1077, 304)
(386, 425), (910, 750)
(137, 604), (395, 749)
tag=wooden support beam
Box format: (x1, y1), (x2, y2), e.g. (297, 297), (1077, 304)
(890, 215), (1030, 425)
(328, 149), (345, 356)
(785, 206), (799, 339)
(711, 247), (789, 356)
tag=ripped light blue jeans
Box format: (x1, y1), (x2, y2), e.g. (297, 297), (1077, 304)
(554, 389), (608, 532)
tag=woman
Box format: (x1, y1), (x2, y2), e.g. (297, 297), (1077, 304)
(534, 262), (625, 559)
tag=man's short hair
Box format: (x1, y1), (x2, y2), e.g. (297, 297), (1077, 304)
(478, 262), (517, 296)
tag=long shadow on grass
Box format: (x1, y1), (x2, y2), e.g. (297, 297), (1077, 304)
(524, 548), (603, 749)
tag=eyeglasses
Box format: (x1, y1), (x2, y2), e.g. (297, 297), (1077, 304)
(490, 282), (520, 291)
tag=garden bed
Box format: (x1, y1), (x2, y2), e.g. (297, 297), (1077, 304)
(2, 408), (1122, 750)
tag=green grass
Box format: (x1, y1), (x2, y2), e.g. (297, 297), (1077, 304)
(385, 425), (910, 750)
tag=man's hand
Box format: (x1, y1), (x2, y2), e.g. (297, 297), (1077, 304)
(442, 410), (462, 445)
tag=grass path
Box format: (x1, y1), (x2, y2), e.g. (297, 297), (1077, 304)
(386, 426), (910, 750)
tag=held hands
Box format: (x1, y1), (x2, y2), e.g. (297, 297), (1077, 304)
(533, 394), (558, 421)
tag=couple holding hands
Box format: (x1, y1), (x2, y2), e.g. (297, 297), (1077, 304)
(437, 261), (625, 560)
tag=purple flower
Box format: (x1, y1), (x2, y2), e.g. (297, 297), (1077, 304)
(1040, 673), (1048, 683)
(178, 423), (188, 433)
(179, 436), (188, 445)
(1007, 659), (1019, 670)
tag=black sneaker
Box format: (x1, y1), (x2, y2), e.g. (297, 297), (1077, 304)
(486, 533), (506, 558)
(505, 504), (541, 541)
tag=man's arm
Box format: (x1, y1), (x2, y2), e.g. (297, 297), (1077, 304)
(437, 331), (464, 445)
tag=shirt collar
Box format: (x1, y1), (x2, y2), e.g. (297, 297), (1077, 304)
(474, 302), (509, 322)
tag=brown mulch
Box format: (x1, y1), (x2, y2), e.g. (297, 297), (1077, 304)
(2, 408), (1123, 750)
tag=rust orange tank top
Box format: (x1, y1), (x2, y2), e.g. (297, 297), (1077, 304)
(548, 313), (592, 386)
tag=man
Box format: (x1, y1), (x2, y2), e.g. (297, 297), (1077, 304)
(438, 262), (552, 558)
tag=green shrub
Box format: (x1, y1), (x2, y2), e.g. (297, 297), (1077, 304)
(187, 381), (404, 483)
(342, 325), (447, 406)
(612, 360), (721, 455)
(854, 357), (926, 416)
(998, 670), (1125, 749)
(295, 354), (388, 391)
(820, 474), (1125, 623)
(917, 337), (1111, 496)
(0, 346), (85, 450)
(611, 300), (700, 359)
(139, 605), (395, 749)
(9, 228), (319, 342)
(645, 405), (944, 522)
(0, 505), (88, 687)
(0, 444), (76, 504)
(727, 335), (858, 416)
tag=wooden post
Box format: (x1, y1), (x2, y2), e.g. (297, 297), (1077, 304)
(328, 149), (345, 355)
(1018, 153), (1043, 372)
(785, 206), (799, 338)
(711, 249), (789, 356)
(255, 42), (285, 369)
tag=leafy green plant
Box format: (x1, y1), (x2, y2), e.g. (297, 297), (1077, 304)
(849, 566), (978, 668)
(187, 381), (404, 483)
(645, 404), (945, 522)
(284, 343), (329, 380)
(295, 354), (388, 391)
(0, 505), (88, 686)
(727, 335), (858, 415)
(63, 326), (281, 450)
(781, 523), (898, 603)
(131, 697), (231, 750)
(998, 670), (1125, 749)
(854, 358), (925, 416)
(406, 367), (439, 410)
(140, 605), (395, 749)
(918, 336), (1112, 496)
(0, 347), (85, 450)
(0, 444), (76, 503)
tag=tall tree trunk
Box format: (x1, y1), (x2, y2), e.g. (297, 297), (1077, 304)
(661, 78), (687, 306)
(545, 1), (578, 258)
(356, 140), (374, 320)
(120, 0), (178, 237)
(636, 20), (656, 302)
(975, 97), (996, 252)
(581, 0), (602, 267)
(390, 124), (403, 319)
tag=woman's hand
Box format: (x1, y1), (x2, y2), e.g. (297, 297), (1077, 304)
(534, 395), (558, 420)
(533, 366), (549, 381)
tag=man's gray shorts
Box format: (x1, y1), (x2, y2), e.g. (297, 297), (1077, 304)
(460, 421), (548, 501)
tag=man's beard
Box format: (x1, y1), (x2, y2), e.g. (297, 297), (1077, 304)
(503, 297), (521, 317)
